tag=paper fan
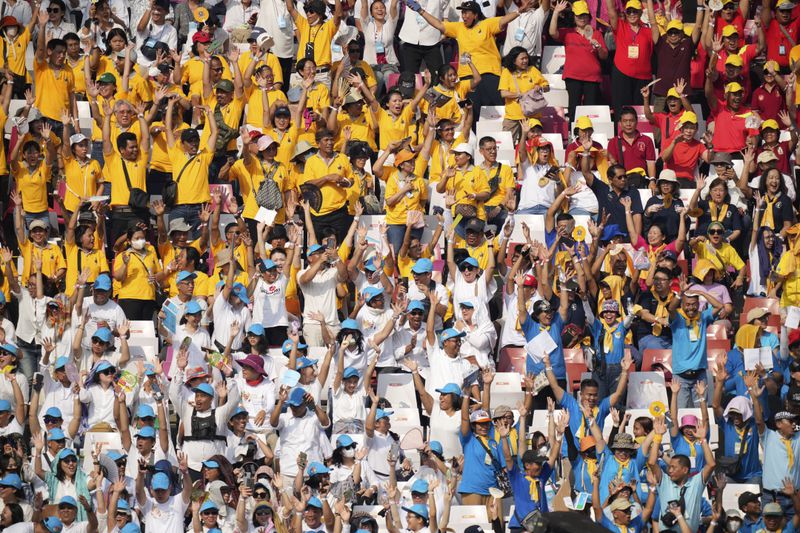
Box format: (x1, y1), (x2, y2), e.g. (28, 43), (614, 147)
(572, 226), (586, 242)
(193, 6), (209, 22)
(400, 428), (424, 450)
(687, 207), (704, 218)
(299, 184), (323, 213)
(709, 0), (723, 11)
(649, 400), (667, 418)
(98, 453), (120, 483)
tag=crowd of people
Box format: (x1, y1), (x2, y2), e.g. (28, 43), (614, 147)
(3, 0), (800, 530)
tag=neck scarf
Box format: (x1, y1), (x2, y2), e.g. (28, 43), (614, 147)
(650, 288), (673, 336)
(762, 193), (780, 230)
(577, 406), (599, 439)
(782, 436), (795, 469)
(584, 457), (598, 479)
(735, 425), (749, 455)
(710, 202), (728, 223)
(602, 320), (620, 354)
(525, 475), (540, 501)
(683, 435), (697, 457)
(616, 458), (631, 478)
(678, 309), (700, 339)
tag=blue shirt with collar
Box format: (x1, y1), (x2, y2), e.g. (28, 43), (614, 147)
(508, 461), (552, 528)
(457, 429), (506, 495)
(671, 307), (716, 374)
(761, 427), (800, 492)
(598, 448), (642, 506)
(560, 393), (611, 450)
(741, 514), (765, 533)
(601, 513), (645, 533)
(591, 318), (630, 365)
(717, 415), (762, 482)
(657, 471), (706, 532)
(522, 313), (566, 380)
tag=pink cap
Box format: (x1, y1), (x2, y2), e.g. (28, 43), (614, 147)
(679, 414), (699, 428)
(256, 135), (277, 151)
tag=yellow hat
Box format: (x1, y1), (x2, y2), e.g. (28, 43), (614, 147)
(761, 119), (780, 131)
(764, 60), (780, 73)
(574, 116), (593, 130)
(394, 149), (417, 166)
(725, 54), (743, 67)
(678, 111), (698, 125)
(625, 0), (642, 9)
(666, 88), (681, 99)
(777, 0), (795, 9)
(572, 0), (590, 15)
(721, 25), (739, 37)
(724, 82), (744, 94)
(693, 259), (716, 282)
(666, 19), (684, 32)
(528, 118), (543, 129)
(627, 167), (646, 176)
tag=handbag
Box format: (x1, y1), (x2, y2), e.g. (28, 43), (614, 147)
(516, 508), (546, 532)
(163, 155), (196, 208)
(254, 162), (283, 210)
(513, 75), (547, 118)
(213, 104), (239, 154)
(717, 423), (750, 476)
(453, 203), (478, 218)
(476, 436), (512, 497)
(121, 159), (148, 210)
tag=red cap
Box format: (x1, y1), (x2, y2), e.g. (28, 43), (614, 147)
(533, 136), (553, 149)
(248, 130), (264, 141)
(0, 16), (20, 29)
(523, 274), (538, 289)
(192, 31), (212, 44)
(790, 329), (800, 348)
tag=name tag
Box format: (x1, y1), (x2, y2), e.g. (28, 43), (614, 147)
(689, 456), (696, 468)
(627, 45), (639, 59)
(416, 13), (425, 23)
(278, 15), (288, 29)
(332, 44), (342, 54)
(485, 453), (493, 465)
(733, 441), (741, 454)
(375, 41), (385, 53)
(780, 44), (787, 55)
(689, 329), (699, 342)
(514, 27), (525, 42)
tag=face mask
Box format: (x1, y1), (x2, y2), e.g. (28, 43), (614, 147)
(131, 239), (146, 250)
(5, 27), (18, 38)
(538, 445), (549, 456)
(727, 521), (742, 532)
(342, 448), (356, 458)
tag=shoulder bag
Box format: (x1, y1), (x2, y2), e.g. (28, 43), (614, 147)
(476, 436), (512, 498)
(513, 74), (547, 118)
(254, 161), (283, 210)
(121, 159), (148, 210)
(163, 155), (197, 208)
(717, 423), (750, 476)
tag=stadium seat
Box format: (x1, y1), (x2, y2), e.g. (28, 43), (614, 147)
(377, 373), (418, 410)
(542, 46), (565, 74)
(498, 346), (527, 373)
(641, 349), (672, 373)
(706, 324), (728, 340)
(741, 297), (781, 328)
(490, 372), (523, 409)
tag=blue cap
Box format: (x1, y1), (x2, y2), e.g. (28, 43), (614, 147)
(355, 530), (372, 533)
(440, 328), (466, 343)
(435, 383), (462, 396)
(185, 300), (202, 315)
(200, 500), (219, 513)
(429, 441), (443, 456)
(137, 404), (155, 418)
(58, 496), (78, 508)
(247, 323), (265, 336)
(411, 258), (433, 274)
(92, 328), (113, 344)
(120, 523), (140, 533)
(363, 259), (378, 272)
(202, 460), (220, 469)
(262, 259), (277, 270)
(232, 283), (250, 305)
(340, 318), (359, 331)
(137, 426), (156, 439)
(151, 472), (171, 490)
(306, 496), (323, 509)
(45, 407), (63, 418)
(459, 257), (479, 268)
(407, 300), (425, 312)
(229, 406), (248, 419)
(57, 448), (77, 462)
(42, 517), (64, 533)
(411, 479), (429, 493)
(459, 300), (475, 309)
(376, 408), (393, 420)
(0, 473), (21, 489)
(336, 435), (354, 448)
(93, 273), (112, 291)
(601, 223), (627, 242)
(94, 360), (114, 373)
(0, 343), (17, 356)
(144, 364), (156, 376)
(402, 503), (430, 521)
(47, 428), (66, 441)
(193, 383), (215, 397)
(117, 499), (131, 512)
(176, 270), (197, 283)
(296, 357), (318, 370)
(54, 356), (70, 370)
(308, 244), (325, 255)
(306, 461), (330, 476)
(286, 387), (307, 407)
(282, 339), (308, 354)
(106, 450), (127, 462)
(343, 367), (360, 379)
(363, 286), (384, 303)
(0, 400), (12, 412)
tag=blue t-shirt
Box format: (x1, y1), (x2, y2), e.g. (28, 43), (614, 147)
(671, 430), (709, 475)
(657, 472), (706, 532)
(571, 456), (597, 498)
(591, 318), (630, 365)
(522, 314), (566, 379)
(717, 416), (762, 482)
(560, 393), (611, 449)
(457, 430), (506, 495)
(508, 461), (552, 528)
(601, 514), (645, 533)
(671, 307), (716, 375)
(762, 427), (800, 491)
(741, 515), (765, 533)
(598, 448), (642, 505)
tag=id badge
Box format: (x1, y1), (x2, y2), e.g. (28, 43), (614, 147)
(331, 44), (342, 54)
(689, 329), (699, 342)
(781, 44), (787, 55)
(278, 15), (288, 29)
(627, 45), (639, 59)
(375, 41), (385, 53)
(189, 22), (197, 33)
(485, 453), (493, 465)
(689, 456), (696, 468)
(733, 441), (741, 454)
(514, 27), (525, 42)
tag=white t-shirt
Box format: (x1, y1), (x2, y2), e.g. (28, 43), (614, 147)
(79, 384), (117, 429)
(448, 271), (495, 326)
(233, 374), (276, 431)
(332, 387), (367, 423)
(274, 411), (328, 477)
(518, 161), (558, 210)
(425, 345), (472, 395)
(252, 275), (289, 327)
(428, 403), (462, 460)
(298, 266), (340, 326)
(141, 494), (189, 533)
(211, 297), (251, 350)
(365, 430), (395, 479)
(356, 306), (395, 368)
(74, 296), (127, 351)
(499, 283), (541, 349)
(502, 5), (548, 57)
(407, 281), (449, 331)
(168, 325), (212, 379)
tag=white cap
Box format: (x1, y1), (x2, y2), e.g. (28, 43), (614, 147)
(70, 133), (88, 145)
(257, 135), (277, 151)
(451, 143), (474, 157)
(256, 32), (274, 50)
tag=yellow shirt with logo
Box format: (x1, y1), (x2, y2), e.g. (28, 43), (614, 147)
(420, 83), (471, 124)
(238, 50), (284, 85)
(64, 242), (109, 296)
(245, 86), (288, 129)
(150, 122), (188, 173)
(12, 161), (51, 214)
(294, 17), (338, 66)
(63, 155), (103, 213)
(429, 134), (467, 184)
(34, 58), (75, 121)
(300, 152), (354, 216)
(228, 158), (288, 220)
(105, 151), (149, 207)
(443, 18), (503, 77)
(113, 248), (161, 300)
(202, 94), (246, 152)
(181, 56), (233, 98)
(498, 66), (549, 121)
(0, 29), (31, 80)
(19, 240), (66, 285)
(334, 110), (377, 152)
(777, 251), (800, 307)
(376, 106), (415, 150)
(265, 125), (299, 167)
(690, 240), (745, 275)
(67, 55), (87, 95)
(168, 146), (214, 204)
(481, 162), (515, 207)
(383, 164), (428, 225)
(449, 165), (490, 220)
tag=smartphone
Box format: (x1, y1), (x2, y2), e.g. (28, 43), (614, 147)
(33, 372), (44, 392)
(457, 98), (473, 108)
(432, 205), (444, 216)
(244, 472), (254, 490)
(298, 451), (307, 467)
(325, 237), (335, 250)
(399, 277), (409, 290)
(180, 337), (192, 351)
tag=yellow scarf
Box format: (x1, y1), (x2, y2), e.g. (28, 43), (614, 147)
(584, 458), (598, 479)
(762, 194), (779, 230)
(650, 288), (673, 336)
(678, 309), (700, 339)
(616, 458), (631, 478)
(602, 320), (620, 353)
(710, 202), (728, 223)
(577, 406), (599, 439)
(735, 425), (749, 455)
(782, 437), (795, 468)
(684, 435), (697, 457)
(525, 475), (540, 501)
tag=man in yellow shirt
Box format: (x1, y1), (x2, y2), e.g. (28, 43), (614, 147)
(478, 136), (516, 229)
(12, 203), (66, 288)
(299, 128), (356, 244)
(33, 13), (76, 128)
(286, 0), (343, 85)
(165, 98), (216, 235)
(10, 135), (54, 224)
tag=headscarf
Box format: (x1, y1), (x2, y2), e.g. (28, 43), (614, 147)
(735, 324), (760, 350)
(757, 226), (783, 286)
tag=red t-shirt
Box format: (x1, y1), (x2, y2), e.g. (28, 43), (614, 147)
(691, 44), (708, 90)
(711, 105), (750, 153)
(757, 141), (792, 175)
(750, 84), (786, 122)
(715, 44), (759, 79)
(558, 28), (607, 84)
(606, 132), (657, 173)
(613, 19), (654, 79)
(654, 110), (687, 148)
(714, 11), (746, 39)
(665, 138), (706, 179)
(765, 17), (800, 67)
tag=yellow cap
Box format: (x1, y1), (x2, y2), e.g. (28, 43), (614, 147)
(761, 119), (780, 131)
(667, 88), (681, 99)
(666, 19), (684, 32)
(725, 54), (743, 67)
(625, 0), (642, 9)
(725, 82), (744, 94)
(764, 60), (780, 73)
(721, 25), (738, 37)
(678, 111), (698, 125)
(574, 116), (593, 130)
(777, 0), (795, 9)
(627, 167), (646, 176)
(528, 118), (543, 129)
(572, 0), (590, 15)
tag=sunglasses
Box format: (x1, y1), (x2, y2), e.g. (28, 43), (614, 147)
(254, 491), (268, 498)
(47, 7), (61, 12)
(708, 229), (724, 235)
(61, 456), (78, 463)
(409, 310), (424, 316)
(44, 416), (62, 424)
(459, 265), (477, 272)
(98, 368), (115, 375)
(255, 510), (272, 516)
(91, 337), (107, 344)
(625, 8), (640, 13)
(202, 510), (219, 516)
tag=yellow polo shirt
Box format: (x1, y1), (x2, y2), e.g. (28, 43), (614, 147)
(420, 83), (471, 124)
(228, 158), (288, 220)
(167, 268), (210, 298)
(245, 86), (288, 129)
(334, 110), (377, 152)
(202, 94), (246, 152)
(238, 50), (284, 85)
(690, 241), (745, 276)
(34, 58), (75, 121)
(300, 152), (354, 216)
(0, 108), (7, 176)
(12, 161), (50, 214)
(376, 107), (414, 150)
(383, 160), (428, 225)
(498, 67), (549, 121)
(265, 125), (299, 167)
(181, 56), (233, 98)
(331, 59), (378, 88)
(429, 134), (467, 184)
(449, 165), (490, 220)
(482, 162), (515, 208)
(777, 251), (800, 307)
(63, 155), (103, 213)
(0, 29), (31, 80)
(168, 146), (214, 204)
(444, 18), (503, 77)
(67, 55), (87, 95)
(150, 121), (188, 173)
(105, 151), (149, 207)
(19, 241), (66, 285)
(452, 236), (499, 271)
(159, 240), (206, 295)
(294, 17), (337, 67)
(64, 242), (109, 296)
(113, 248), (161, 300)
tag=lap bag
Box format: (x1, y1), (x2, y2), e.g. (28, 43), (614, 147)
(716, 423), (750, 476)
(162, 155), (197, 208)
(121, 160), (148, 210)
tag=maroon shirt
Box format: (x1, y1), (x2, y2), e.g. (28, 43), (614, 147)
(750, 84), (785, 123)
(606, 132), (657, 174)
(653, 36), (694, 97)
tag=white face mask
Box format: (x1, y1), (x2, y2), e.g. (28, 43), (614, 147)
(131, 238), (146, 250)
(342, 448), (356, 458)
(5, 27), (18, 38)
(538, 445), (549, 455)
(727, 521), (742, 532)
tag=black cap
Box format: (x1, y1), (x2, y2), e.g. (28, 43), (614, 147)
(156, 62), (174, 75)
(521, 450), (547, 464)
(397, 71), (417, 99)
(738, 491), (760, 509)
(274, 106), (291, 118)
(457, 1), (482, 11)
(465, 217), (485, 233)
(180, 128), (201, 143)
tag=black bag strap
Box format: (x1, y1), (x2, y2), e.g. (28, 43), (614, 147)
(77, 247), (82, 274)
(121, 159), (133, 190)
(175, 155), (197, 184)
(476, 434), (505, 473)
(735, 422), (751, 461)
(616, 136), (625, 168)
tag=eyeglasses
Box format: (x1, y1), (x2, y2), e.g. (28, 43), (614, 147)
(47, 7), (61, 12)
(653, 277), (670, 283)
(708, 229), (724, 235)
(617, 508), (633, 515)
(440, 127), (455, 132)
